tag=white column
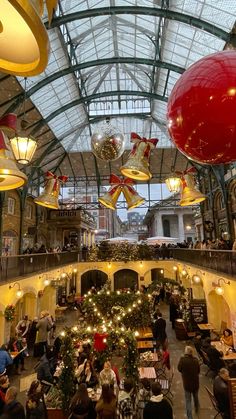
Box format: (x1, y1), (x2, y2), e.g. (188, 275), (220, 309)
(155, 213), (163, 236)
(178, 213), (185, 242)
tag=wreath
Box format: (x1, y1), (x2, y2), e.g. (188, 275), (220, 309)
(4, 304), (16, 321)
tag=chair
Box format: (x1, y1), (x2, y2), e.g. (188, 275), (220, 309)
(200, 349), (211, 376)
(205, 386), (223, 418)
(158, 366), (174, 402)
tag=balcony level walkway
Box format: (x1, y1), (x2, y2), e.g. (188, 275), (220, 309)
(12, 303), (217, 418)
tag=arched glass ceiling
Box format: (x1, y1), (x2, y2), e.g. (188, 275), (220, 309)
(16, 1), (235, 155)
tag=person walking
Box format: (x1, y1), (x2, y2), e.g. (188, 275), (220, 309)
(143, 382), (173, 419)
(35, 312), (51, 357)
(178, 346), (200, 419)
(153, 311), (167, 351)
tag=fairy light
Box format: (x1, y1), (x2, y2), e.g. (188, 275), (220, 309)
(138, 299), (141, 304)
(60, 331), (65, 337)
(106, 291), (110, 295)
(128, 308), (132, 312)
(72, 326), (78, 332)
(117, 316), (121, 321)
(117, 291), (120, 295)
(89, 298), (92, 302)
(134, 331), (139, 337)
(103, 338), (107, 343)
(87, 326), (91, 332)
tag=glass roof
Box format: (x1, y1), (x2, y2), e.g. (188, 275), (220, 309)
(17, 0), (235, 155)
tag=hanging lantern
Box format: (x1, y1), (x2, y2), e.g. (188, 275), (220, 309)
(34, 172), (68, 209)
(0, 0), (58, 76)
(10, 136), (37, 164)
(120, 132), (158, 180)
(165, 176), (181, 193)
(0, 114), (27, 190)
(91, 119), (125, 161)
(179, 169), (206, 207)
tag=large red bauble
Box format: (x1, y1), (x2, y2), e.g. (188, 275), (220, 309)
(167, 51), (236, 164)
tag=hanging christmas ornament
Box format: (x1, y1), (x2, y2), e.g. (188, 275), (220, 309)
(98, 174), (145, 210)
(0, 0), (59, 76)
(177, 168), (206, 207)
(0, 114), (27, 190)
(91, 119), (125, 161)
(34, 171), (68, 209)
(120, 132), (158, 180)
(167, 51), (236, 164)
(93, 332), (108, 352)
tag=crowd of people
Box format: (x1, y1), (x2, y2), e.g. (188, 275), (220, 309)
(0, 285), (235, 418)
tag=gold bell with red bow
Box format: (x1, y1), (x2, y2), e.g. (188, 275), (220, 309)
(120, 132), (158, 180)
(34, 172), (68, 209)
(98, 175), (122, 210)
(179, 171), (206, 206)
(0, 0), (58, 76)
(99, 174), (145, 210)
(0, 114), (27, 190)
(123, 185), (145, 210)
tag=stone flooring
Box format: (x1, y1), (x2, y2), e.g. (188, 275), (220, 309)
(10, 304), (218, 418)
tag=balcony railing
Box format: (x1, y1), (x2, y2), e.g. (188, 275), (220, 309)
(0, 251), (80, 283)
(172, 249), (236, 277)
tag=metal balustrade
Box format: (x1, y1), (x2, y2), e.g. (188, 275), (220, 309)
(0, 251), (80, 282)
(0, 248), (235, 284)
(172, 249), (236, 277)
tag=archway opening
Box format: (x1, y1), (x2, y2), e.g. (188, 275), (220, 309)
(208, 290), (231, 331)
(114, 269), (138, 291)
(81, 270), (108, 295)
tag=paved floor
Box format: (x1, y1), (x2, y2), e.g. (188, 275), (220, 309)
(10, 304), (217, 418)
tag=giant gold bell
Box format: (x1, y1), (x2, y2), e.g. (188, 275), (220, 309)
(0, 132), (27, 190)
(34, 177), (60, 209)
(122, 186), (145, 210)
(179, 174), (206, 206)
(98, 186), (121, 210)
(0, 0), (50, 76)
(120, 142), (151, 180)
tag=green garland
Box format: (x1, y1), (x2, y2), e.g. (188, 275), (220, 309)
(83, 292), (151, 330)
(4, 304), (16, 321)
(88, 241), (155, 262)
(58, 329), (76, 412)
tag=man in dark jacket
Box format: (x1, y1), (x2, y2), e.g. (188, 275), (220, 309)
(178, 346), (200, 419)
(153, 311), (167, 350)
(143, 382), (173, 419)
(0, 386), (25, 419)
(213, 368), (230, 419)
(34, 352), (53, 383)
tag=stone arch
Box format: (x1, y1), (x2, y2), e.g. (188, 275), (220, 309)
(207, 290), (231, 331)
(81, 270), (108, 295)
(114, 269), (138, 291)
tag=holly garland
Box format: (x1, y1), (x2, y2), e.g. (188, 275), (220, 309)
(4, 304), (16, 321)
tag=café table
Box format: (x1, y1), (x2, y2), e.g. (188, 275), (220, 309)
(139, 367), (156, 380)
(139, 352), (159, 368)
(136, 327), (153, 340)
(198, 323), (214, 331)
(137, 340), (154, 352)
(211, 341), (236, 361)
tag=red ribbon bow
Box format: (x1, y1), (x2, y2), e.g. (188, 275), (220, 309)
(175, 167), (196, 188)
(45, 171), (68, 190)
(0, 114), (17, 150)
(130, 132), (158, 158)
(108, 174), (136, 196)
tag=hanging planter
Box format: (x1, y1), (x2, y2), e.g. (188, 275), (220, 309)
(4, 304), (16, 321)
